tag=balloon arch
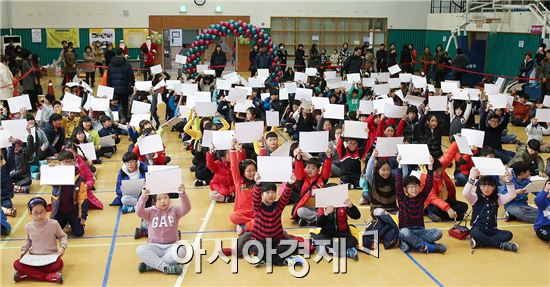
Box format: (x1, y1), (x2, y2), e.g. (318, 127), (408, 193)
(182, 19), (283, 82)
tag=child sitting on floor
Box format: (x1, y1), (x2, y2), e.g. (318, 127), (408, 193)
(8, 126), (34, 194)
(113, 152), (148, 214)
(534, 180), (550, 243)
(336, 127), (367, 189)
(396, 155), (446, 253)
(50, 150), (89, 237)
(463, 167), (523, 252)
(292, 147), (332, 226)
(14, 197), (67, 283)
(314, 183), (361, 260)
(236, 173), (304, 267)
(229, 138), (257, 235)
(501, 162), (538, 223)
(136, 184), (191, 275)
(207, 148), (238, 203)
(365, 149), (397, 213)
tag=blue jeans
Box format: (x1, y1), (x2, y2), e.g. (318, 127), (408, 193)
(494, 148), (515, 164)
(399, 227), (442, 252)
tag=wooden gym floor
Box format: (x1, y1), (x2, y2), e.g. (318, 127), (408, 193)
(0, 74), (548, 286)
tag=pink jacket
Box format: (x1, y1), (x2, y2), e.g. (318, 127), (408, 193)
(76, 156), (103, 210)
(136, 192), (191, 244)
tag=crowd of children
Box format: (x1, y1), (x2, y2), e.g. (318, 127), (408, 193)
(1, 43), (550, 284)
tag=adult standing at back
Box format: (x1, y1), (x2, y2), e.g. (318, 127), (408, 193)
(540, 50), (550, 97)
(399, 45), (412, 74)
(452, 48), (469, 86)
(308, 43), (320, 68)
(63, 45), (77, 85)
(294, 44), (305, 72)
(20, 49), (38, 111)
(140, 36), (158, 81)
(210, 45), (227, 78)
(0, 55), (14, 102)
(107, 48), (135, 123)
(255, 46), (272, 71)
(248, 44), (259, 75)
(376, 44), (388, 72)
(93, 41), (105, 79)
(338, 42), (352, 76)
(343, 47), (363, 76)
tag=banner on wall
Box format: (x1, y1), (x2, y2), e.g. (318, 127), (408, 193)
(123, 28), (148, 48)
(46, 28), (79, 48)
(89, 28), (115, 48)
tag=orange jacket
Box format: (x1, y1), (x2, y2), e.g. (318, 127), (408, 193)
(512, 101), (531, 122)
(420, 141), (458, 211)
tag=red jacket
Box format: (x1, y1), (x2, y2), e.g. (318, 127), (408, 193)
(140, 42), (158, 67)
(454, 148), (477, 177)
(206, 151), (243, 196)
(76, 155), (103, 210)
(230, 149), (253, 217)
(420, 141), (458, 211)
(291, 157), (332, 219)
(363, 114), (378, 152)
(132, 144), (168, 165)
(375, 118), (405, 138)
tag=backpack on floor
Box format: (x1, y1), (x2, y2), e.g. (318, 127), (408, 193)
(362, 208), (399, 249)
(448, 213), (470, 240)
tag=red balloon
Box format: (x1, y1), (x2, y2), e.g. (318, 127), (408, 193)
(198, 40), (205, 45)
(269, 48), (274, 54)
(277, 71), (283, 76)
(229, 24), (235, 29)
(238, 20), (243, 25)
(274, 76), (280, 82)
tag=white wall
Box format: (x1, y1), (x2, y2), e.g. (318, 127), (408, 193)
(0, 0), (10, 28)
(427, 12), (540, 33)
(5, 0), (430, 29)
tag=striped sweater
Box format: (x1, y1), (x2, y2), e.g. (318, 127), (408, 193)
(251, 183), (293, 242)
(396, 168), (433, 228)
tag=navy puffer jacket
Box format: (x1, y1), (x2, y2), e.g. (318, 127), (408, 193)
(107, 56), (135, 94)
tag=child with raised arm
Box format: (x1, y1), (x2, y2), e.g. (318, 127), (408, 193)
(314, 183), (361, 260)
(463, 167), (523, 252)
(239, 173), (304, 266)
(292, 147), (332, 226)
(229, 138), (257, 235)
(136, 185), (191, 275)
(396, 155), (446, 253)
(14, 197), (67, 283)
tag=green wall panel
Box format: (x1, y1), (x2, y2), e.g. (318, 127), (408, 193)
(1, 28), (140, 66)
(387, 29), (426, 56)
(389, 29), (541, 78)
(485, 32), (540, 78)
(425, 30), (455, 58)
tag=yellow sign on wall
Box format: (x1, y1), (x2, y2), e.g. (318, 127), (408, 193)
(46, 28), (80, 48)
(122, 28), (149, 48)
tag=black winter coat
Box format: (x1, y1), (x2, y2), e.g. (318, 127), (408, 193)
(107, 56), (135, 95)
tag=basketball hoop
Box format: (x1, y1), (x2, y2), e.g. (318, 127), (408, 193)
(474, 19), (484, 29)
(486, 18), (501, 35)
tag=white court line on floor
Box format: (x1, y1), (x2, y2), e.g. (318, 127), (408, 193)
(173, 200), (216, 287)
